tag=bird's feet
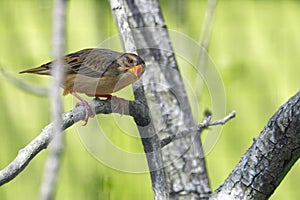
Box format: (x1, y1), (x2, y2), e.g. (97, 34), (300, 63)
(72, 92), (95, 126)
(72, 92), (126, 126)
(75, 100), (95, 126)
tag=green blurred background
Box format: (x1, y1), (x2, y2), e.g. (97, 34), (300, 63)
(0, 0), (299, 199)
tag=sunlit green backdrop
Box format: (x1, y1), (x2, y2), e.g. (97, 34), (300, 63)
(0, 0), (299, 199)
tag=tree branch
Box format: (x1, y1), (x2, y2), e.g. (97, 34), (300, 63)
(0, 98), (150, 186)
(39, 0), (67, 199)
(109, 1), (169, 199)
(197, 0), (217, 78)
(0, 66), (48, 96)
(210, 90), (300, 199)
(161, 111), (236, 148)
(199, 0), (217, 52)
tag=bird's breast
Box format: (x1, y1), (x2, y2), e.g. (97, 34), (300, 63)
(65, 73), (137, 96)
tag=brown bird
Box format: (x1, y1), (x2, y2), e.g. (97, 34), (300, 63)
(20, 48), (146, 125)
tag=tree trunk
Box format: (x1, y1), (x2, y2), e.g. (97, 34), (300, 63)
(110, 0), (211, 199)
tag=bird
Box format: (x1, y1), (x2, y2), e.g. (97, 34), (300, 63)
(20, 48), (146, 125)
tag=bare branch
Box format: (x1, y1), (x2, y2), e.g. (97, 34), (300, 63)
(206, 110), (236, 126)
(197, 0), (217, 76)
(0, 98), (150, 186)
(195, 0), (218, 115)
(161, 111), (236, 148)
(199, 0), (217, 50)
(210, 90), (300, 199)
(0, 66), (48, 96)
(39, 0), (67, 199)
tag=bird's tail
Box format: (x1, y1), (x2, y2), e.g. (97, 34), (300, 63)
(19, 63), (51, 75)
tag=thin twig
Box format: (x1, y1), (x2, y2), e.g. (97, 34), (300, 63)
(199, 0), (217, 50)
(161, 111), (236, 148)
(207, 111), (236, 126)
(0, 66), (49, 96)
(196, 0), (218, 95)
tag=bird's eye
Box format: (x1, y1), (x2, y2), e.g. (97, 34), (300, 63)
(128, 58), (134, 64)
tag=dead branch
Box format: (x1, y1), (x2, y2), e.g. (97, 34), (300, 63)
(210, 90), (300, 199)
(161, 111), (236, 148)
(0, 98), (150, 186)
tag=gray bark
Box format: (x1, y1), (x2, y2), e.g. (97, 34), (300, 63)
(210, 90), (300, 199)
(0, 98), (150, 186)
(109, 0), (169, 199)
(110, 0), (211, 199)
(2, 1), (298, 199)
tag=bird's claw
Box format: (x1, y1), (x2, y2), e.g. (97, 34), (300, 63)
(72, 92), (95, 126)
(75, 100), (95, 126)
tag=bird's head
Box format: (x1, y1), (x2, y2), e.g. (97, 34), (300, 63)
(116, 53), (146, 79)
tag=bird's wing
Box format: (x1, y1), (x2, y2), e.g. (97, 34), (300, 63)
(66, 48), (123, 78)
(20, 48), (123, 78)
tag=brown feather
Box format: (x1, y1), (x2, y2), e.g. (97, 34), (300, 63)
(63, 74), (77, 95)
(19, 64), (51, 75)
(19, 48), (146, 96)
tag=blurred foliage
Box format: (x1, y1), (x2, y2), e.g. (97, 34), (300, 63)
(0, 0), (299, 199)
